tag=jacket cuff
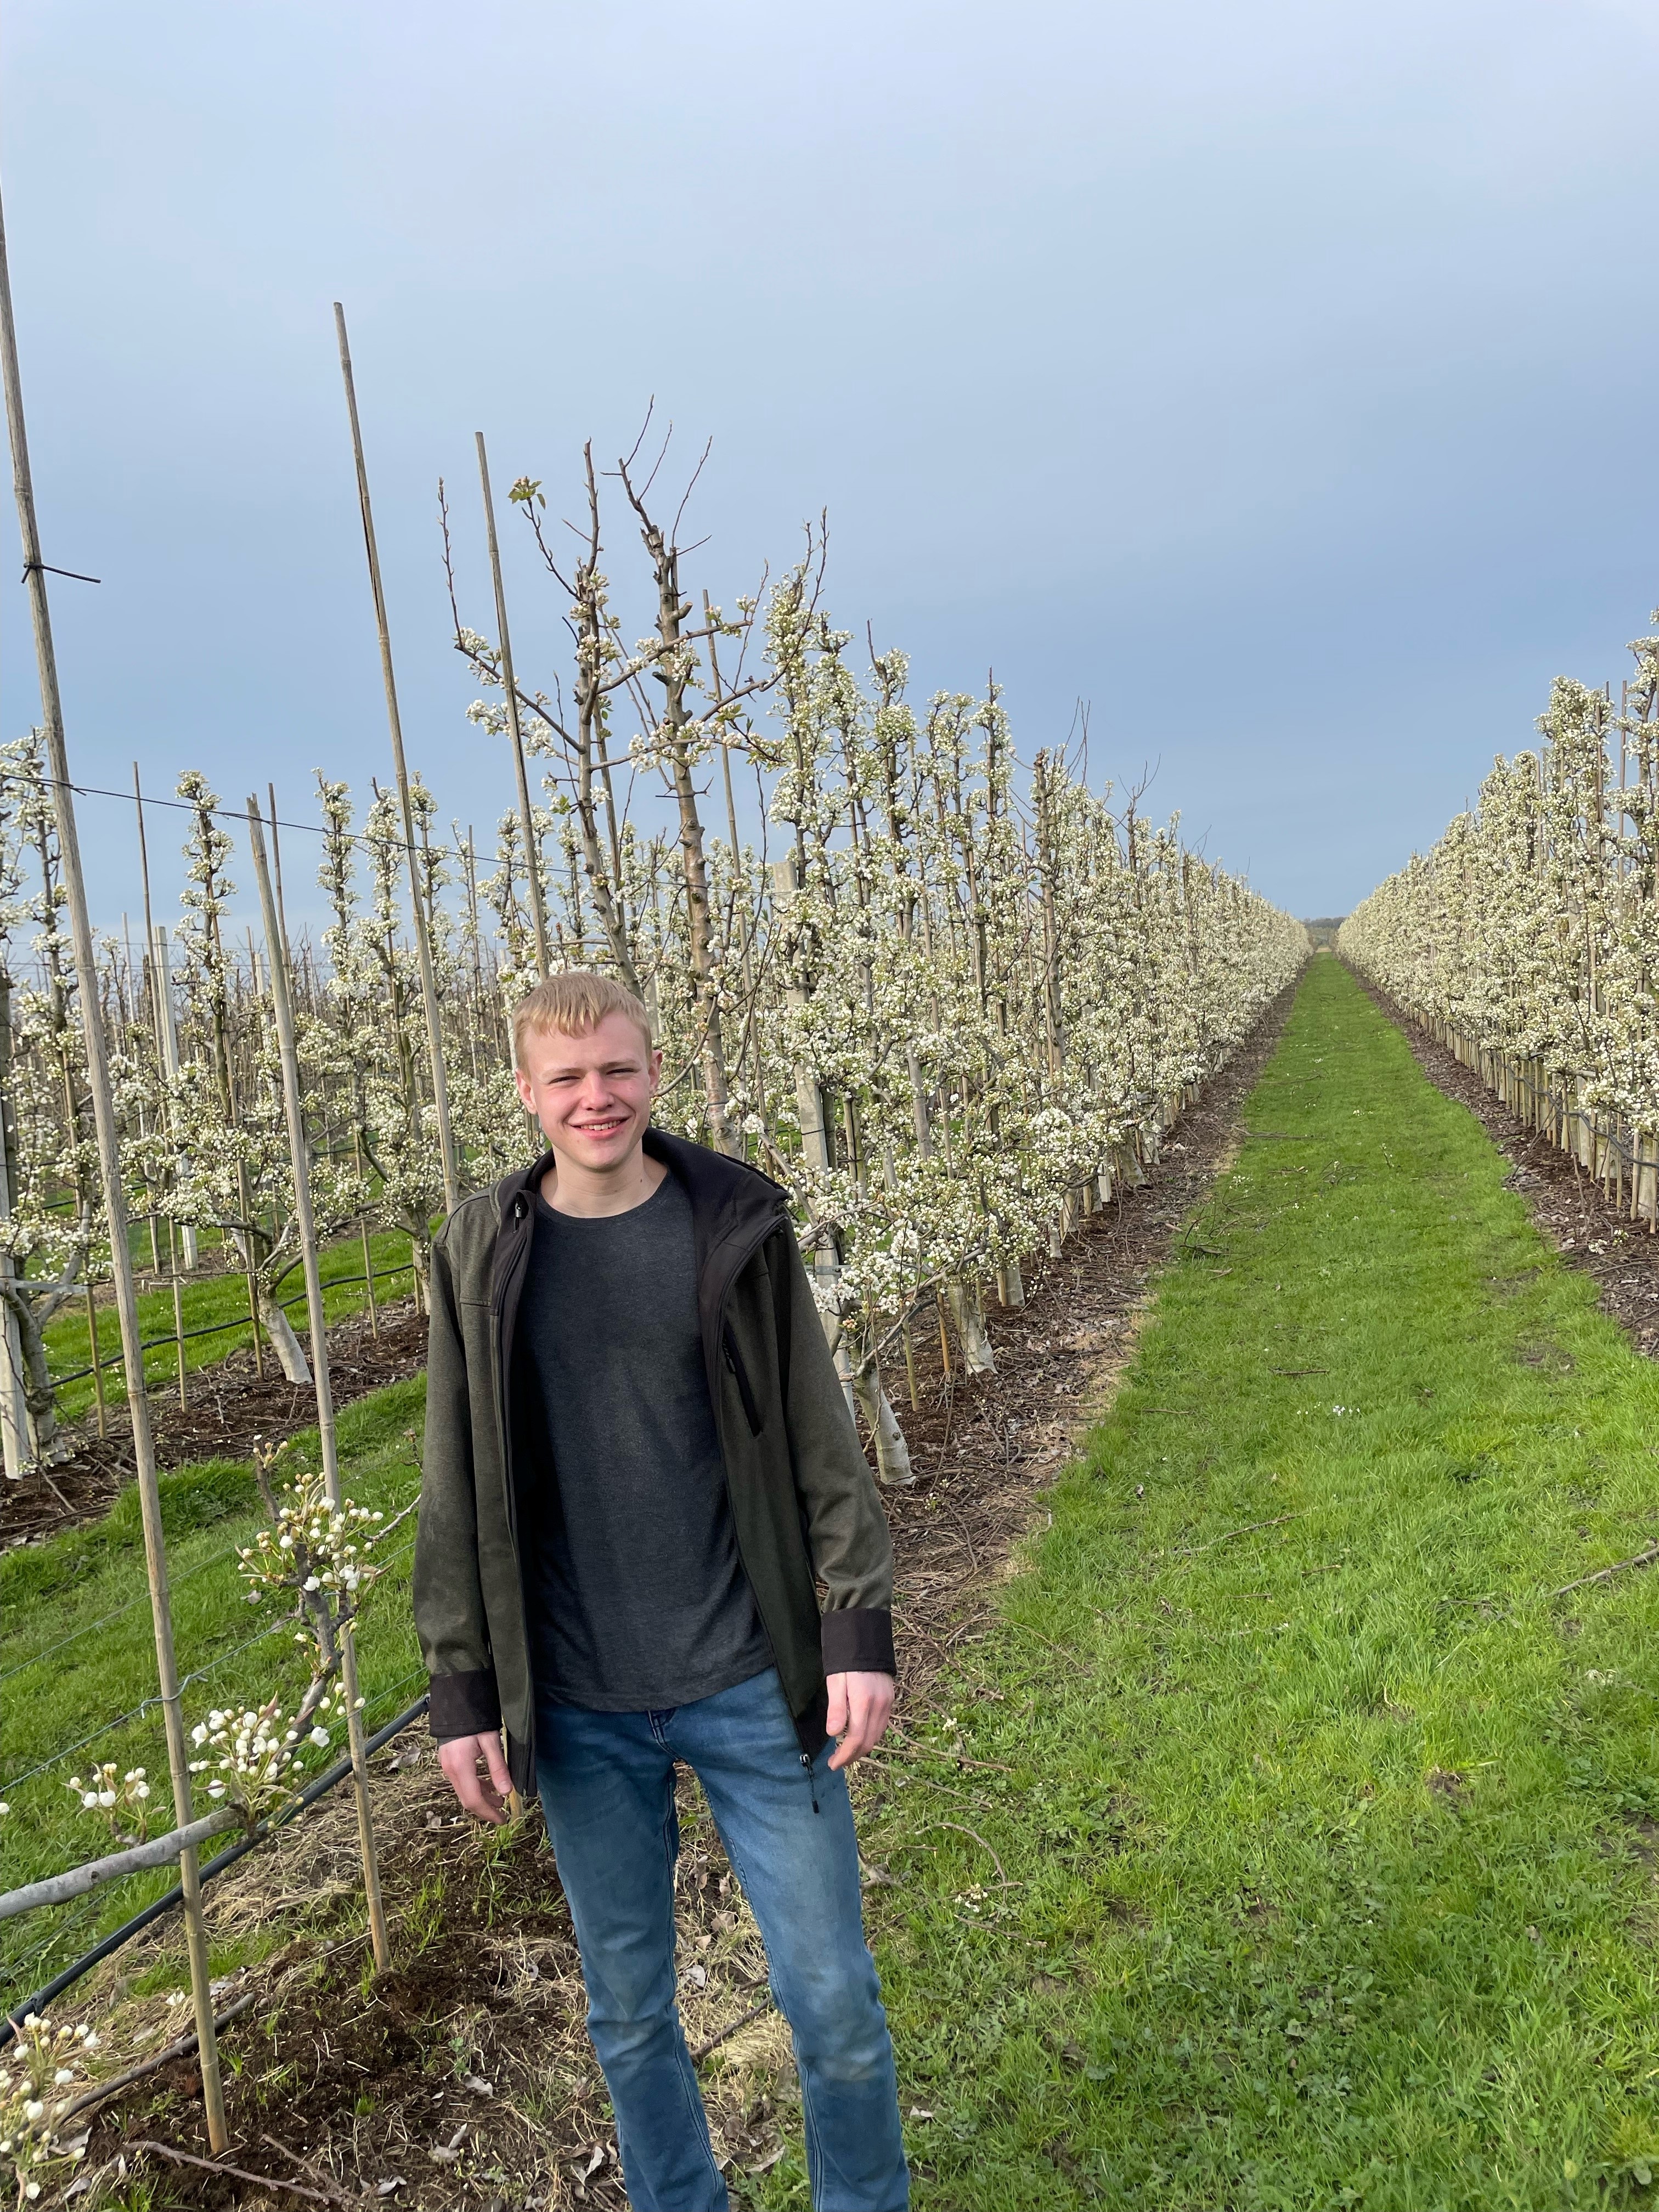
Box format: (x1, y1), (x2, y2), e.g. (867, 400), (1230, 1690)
(821, 1607), (896, 1677)
(427, 1667), (503, 1742)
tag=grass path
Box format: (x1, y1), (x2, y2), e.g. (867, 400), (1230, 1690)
(846, 953), (1659, 2210)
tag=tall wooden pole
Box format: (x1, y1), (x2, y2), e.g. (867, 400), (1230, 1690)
(133, 765), (162, 1059)
(267, 780), (290, 953)
(0, 172), (227, 2149)
(0, 966), (28, 1481)
(247, 801), (391, 1973)
(332, 303), (459, 1212)
(476, 431), (550, 979)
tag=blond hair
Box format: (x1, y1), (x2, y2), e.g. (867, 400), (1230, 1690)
(511, 971), (654, 1069)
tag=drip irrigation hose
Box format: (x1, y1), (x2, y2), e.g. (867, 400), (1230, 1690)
(0, 1691), (429, 2046)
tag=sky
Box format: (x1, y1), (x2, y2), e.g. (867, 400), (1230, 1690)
(1, 0), (1657, 933)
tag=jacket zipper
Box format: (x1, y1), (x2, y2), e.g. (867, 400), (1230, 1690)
(722, 1326), (763, 1436)
(492, 1186), (537, 1784)
(707, 1209), (820, 1774)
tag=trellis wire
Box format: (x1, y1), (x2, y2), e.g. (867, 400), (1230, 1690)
(0, 1530), (419, 1790)
(50, 1251), (421, 1389)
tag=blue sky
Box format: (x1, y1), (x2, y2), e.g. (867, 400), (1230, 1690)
(2, 0), (1656, 931)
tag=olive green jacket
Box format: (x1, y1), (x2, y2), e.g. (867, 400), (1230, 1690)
(412, 1128), (896, 1795)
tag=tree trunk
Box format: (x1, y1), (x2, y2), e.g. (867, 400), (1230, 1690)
(944, 1279), (996, 1376)
(4, 1285), (64, 1464)
(851, 1340), (914, 1486)
(257, 1288), (313, 1385)
(401, 1223), (432, 1313)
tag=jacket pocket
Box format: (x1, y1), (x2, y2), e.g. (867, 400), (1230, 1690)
(723, 1326), (764, 1437)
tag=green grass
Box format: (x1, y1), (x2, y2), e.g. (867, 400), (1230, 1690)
(777, 951), (1659, 2209)
(41, 1227), (424, 1424)
(0, 1376), (429, 2012)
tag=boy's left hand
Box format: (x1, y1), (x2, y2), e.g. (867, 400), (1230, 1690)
(826, 1670), (894, 1770)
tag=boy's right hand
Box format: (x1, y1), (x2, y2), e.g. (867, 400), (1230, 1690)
(437, 1731), (512, 1825)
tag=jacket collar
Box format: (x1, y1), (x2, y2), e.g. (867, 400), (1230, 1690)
(494, 1126), (787, 1246)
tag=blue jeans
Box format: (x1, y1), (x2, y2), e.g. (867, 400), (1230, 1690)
(535, 1667), (909, 2211)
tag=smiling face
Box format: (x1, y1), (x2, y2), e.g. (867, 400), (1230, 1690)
(514, 1011), (662, 1182)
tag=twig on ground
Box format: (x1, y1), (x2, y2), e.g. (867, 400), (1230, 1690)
(881, 1728), (1015, 1774)
(1004, 1620), (1092, 1674)
(1172, 1508), (1308, 1558)
(916, 1820), (1010, 1886)
(861, 1755), (992, 1808)
(129, 2139), (349, 2205)
(54, 1991), (259, 2127)
(261, 2130), (353, 2197)
(690, 1997), (772, 2064)
(1554, 1541), (1659, 1599)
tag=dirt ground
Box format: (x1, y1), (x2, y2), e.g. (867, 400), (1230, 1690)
(36, 980), (1301, 2212)
(1, 1301), (430, 1553)
(1359, 977), (1659, 1359)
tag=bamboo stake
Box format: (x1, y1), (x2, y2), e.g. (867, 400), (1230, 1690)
(333, 304), (459, 1214)
(0, 171), (226, 2149)
(147, 911), (200, 1277)
(247, 800), (391, 1973)
(244, 1248), (264, 1379)
(476, 431), (549, 979)
(0, 973), (27, 1479)
(83, 1280), (106, 1436)
(267, 780), (290, 951)
(172, 1258), (187, 1409)
(353, 1133), (379, 1340)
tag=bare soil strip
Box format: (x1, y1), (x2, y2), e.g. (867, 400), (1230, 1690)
(2, 1303), (429, 1551)
(58, 984), (1300, 2210)
(1358, 975), (1659, 1360)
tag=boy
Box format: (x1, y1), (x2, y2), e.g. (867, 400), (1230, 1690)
(414, 970), (909, 2210)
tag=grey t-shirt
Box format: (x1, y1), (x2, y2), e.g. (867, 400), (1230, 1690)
(517, 1171), (771, 1712)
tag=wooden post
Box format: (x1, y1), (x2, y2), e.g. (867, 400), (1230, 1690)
(476, 431), (550, 979)
(172, 1258), (187, 1409)
(0, 172), (227, 2149)
(266, 781), (290, 951)
(0, 973), (30, 1478)
(83, 1281), (106, 1437)
(149, 920), (198, 1273)
(244, 1251), (264, 1379)
(333, 304), (459, 1214)
(353, 1133), (379, 1339)
(248, 800), (391, 1973)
